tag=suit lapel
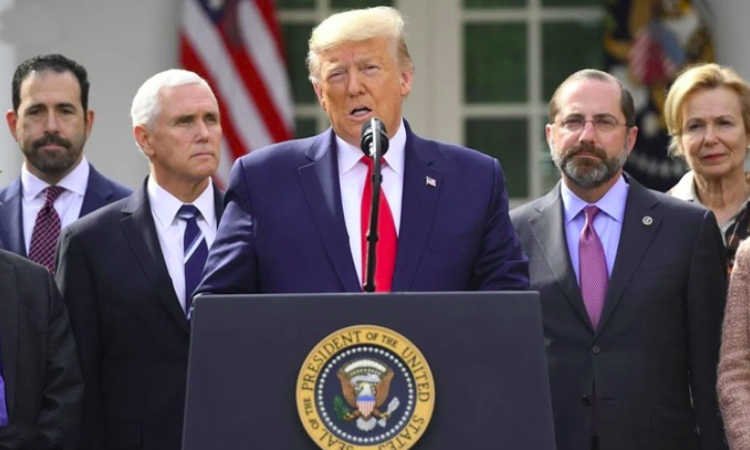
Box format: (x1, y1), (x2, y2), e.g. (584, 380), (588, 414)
(120, 183), (190, 334)
(392, 130), (442, 291)
(528, 186), (593, 328)
(80, 166), (115, 216)
(0, 257), (19, 415)
(597, 178), (661, 332)
(298, 131), (361, 292)
(0, 181), (26, 256)
(0, 166), (117, 255)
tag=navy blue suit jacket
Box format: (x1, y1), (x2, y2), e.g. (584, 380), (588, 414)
(0, 165), (131, 256)
(198, 123), (529, 294)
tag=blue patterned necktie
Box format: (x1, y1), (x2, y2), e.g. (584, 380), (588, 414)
(177, 205), (208, 318)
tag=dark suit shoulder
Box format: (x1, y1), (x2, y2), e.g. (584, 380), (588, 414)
(403, 134), (508, 197)
(237, 135), (319, 169)
(510, 181), (712, 224)
(511, 196), (546, 219)
(103, 179), (132, 200)
(0, 248), (50, 281)
(628, 183), (715, 233)
(0, 178), (21, 202)
(648, 188), (709, 215)
(510, 190), (557, 226)
(88, 166), (132, 200)
(62, 195), (131, 237)
(413, 133), (497, 168)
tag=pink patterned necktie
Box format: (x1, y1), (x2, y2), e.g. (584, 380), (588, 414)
(28, 186), (66, 274)
(579, 205), (608, 329)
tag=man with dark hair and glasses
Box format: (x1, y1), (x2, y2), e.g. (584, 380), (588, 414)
(511, 69), (728, 450)
(0, 54), (131, 272)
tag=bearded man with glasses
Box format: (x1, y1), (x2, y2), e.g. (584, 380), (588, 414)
(510, 69), (728, 450)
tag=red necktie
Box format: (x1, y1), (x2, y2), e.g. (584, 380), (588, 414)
(28, 185), (66, 274)
(360, 156), (397, 292)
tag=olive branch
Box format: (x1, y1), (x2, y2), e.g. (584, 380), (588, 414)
(333, 395), (351, 420)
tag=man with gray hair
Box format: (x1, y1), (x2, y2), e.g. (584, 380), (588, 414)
(198, 6), (528, 295)
(55, 69), (224, 450)
(510, 69), (727, 450)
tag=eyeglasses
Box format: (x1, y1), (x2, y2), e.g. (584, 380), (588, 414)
(556, 116), (627, 133)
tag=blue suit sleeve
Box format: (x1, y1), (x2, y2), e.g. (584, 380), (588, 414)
(471, 158), (530, 290)
(197, 158), (260, 295)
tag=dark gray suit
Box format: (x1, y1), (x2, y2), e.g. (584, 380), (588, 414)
(55, 180), (223, 450)
(0, 165), (131, 257)
(0, 249), (83, 449)
(510, 176), (727, 450)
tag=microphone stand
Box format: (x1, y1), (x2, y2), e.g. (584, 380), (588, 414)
(363, 131), (384, 293)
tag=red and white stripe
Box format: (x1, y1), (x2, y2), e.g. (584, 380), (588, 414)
(357, 398), (375, 418)
(180, 0), (294, 186)
(629, 28), (677, 85)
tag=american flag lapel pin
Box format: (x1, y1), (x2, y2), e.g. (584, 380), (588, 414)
(425, 176), (437, 188)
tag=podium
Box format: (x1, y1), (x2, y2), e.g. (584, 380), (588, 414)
(182, 292), (556, 449)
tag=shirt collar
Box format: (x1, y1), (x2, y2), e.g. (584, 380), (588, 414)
(669, 170), (697, 202)
(671, 170), (750, 225)
(337, 118), (406, 175)
(147, 176), (216, 228)
(561, 174), (629, 224)
(22, 156), (90, 201)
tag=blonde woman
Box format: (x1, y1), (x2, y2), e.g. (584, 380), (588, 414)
(665, 63), (750, 273)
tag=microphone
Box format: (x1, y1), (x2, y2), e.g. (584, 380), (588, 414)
(359, 118), (389, 293)
(360, 118), (389, 158)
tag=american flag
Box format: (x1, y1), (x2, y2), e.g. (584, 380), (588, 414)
(180, 0), (294, 186)
(357, 395), (376, 418)
(628, 23), (680, 86)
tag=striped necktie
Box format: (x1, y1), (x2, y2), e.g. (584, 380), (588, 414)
(29, 185), (66, 273)
(177, 205), (209, 318)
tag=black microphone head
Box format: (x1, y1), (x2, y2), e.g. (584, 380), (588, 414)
(360, 118), (389, 157)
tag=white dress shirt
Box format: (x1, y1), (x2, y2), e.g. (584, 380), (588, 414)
(147, 176), (217, 311)
(21, 157), (90, 254)
(669, 170), (750, 242)
(338, 119), (406, 284)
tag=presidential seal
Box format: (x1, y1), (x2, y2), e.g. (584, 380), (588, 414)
(296, 325), (435, 450)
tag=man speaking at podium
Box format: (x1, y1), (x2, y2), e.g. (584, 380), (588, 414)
(197, 6), (528, 295)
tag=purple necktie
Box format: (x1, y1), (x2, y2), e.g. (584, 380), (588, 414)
(579, 205), (608, 329)
(28, 186), (66, 274)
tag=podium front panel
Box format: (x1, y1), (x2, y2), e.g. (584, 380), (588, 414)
(183, 292), (555, 450)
